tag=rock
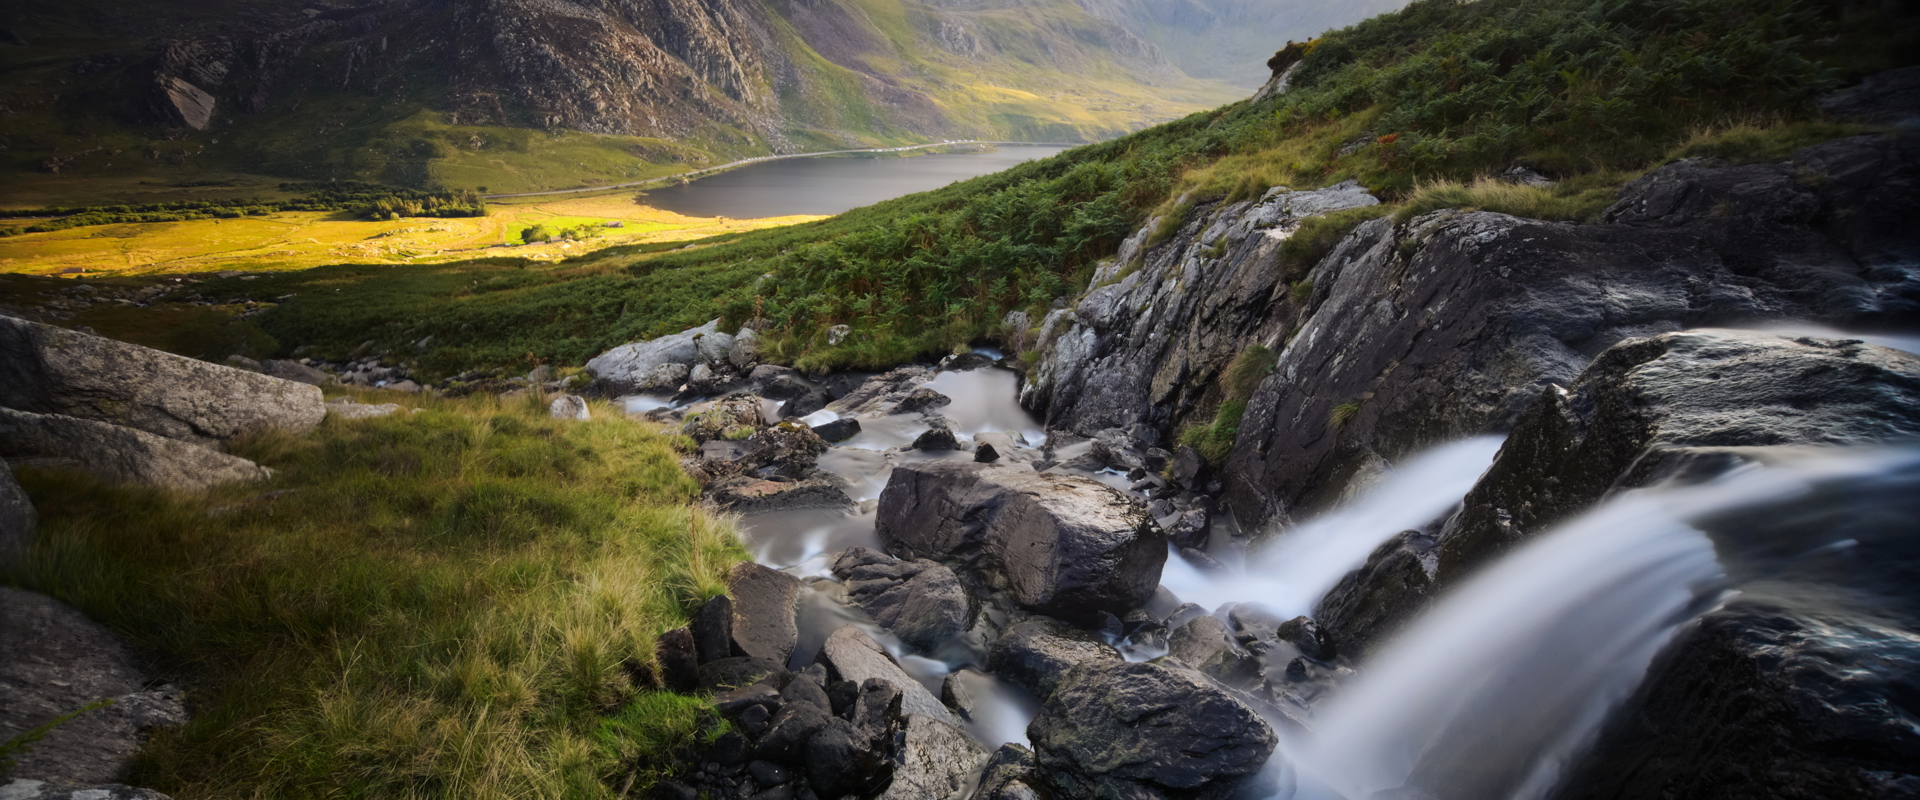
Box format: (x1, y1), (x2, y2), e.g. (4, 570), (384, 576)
(0, 316), (325, 448)
(911, 420), (961, 451)
(756, 701), (832, 764)
(730, 327), (761, 370)
(974, 443), (999, 463)
(1818, 65), (1920, 125)
(698, 657), (785, 693)
(681, 395), (767, 444)
(1029, 660), (1277, 800)
(826, 367), (935, 417)
(831, 549), (973, 653)
(224, 355), (262, 372)
(986, 616), (1121, 700)
(1, 467), (35, 566)
(548, 394), (590, 420)
(384, 379), (422, 393)
(1274, 616), (1335, 662)
(728, 562), (802, 664)
(1169, 445), (1208, 491)
(0, 782), (175, 800)
(1164, 614), (1237, 670)
(0, 588), (189, 785)
(815, 625), (954, 724)
(779, 388), (834, 418)
(0, 408), (271, 492)
(1167, 508), (1210, 550)
(896, 388), (952, 414)
(877, 461), (1166, 624)
(971, 744), (1042, 800)
(325, 400), (402, 420)
(747, 759), (790, 788)
(693, 595), (736, 664)
(585, 319), (719, 393)
(1314, 531), (1436, 657)
(827, 324), (851, 346)
(874, 715), (990, 800)
(939, 671), (973, 715)
(811, 418), (860, 443)
(805, 717), (892, 798)
(656, 628), (699, 692)
(157, 75), (214, 130)
(759, 373), (812, 400)
(707, 475), (852, 513)
(696, 330), (735, 367)
(259, 359), (329, 386)
(715, 683), (783, 717)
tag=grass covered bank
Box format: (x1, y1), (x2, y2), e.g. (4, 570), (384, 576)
(5, 392), (746, 798)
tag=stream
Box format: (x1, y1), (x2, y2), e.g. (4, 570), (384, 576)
(622, 357), (1920, 800)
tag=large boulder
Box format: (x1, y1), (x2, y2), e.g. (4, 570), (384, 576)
(0, 408), (272, 492)
(877, 461), (1166, 624)
(1028, 660), (1277, 800)
(584, 319), (719, 393)
(816, 625), (955, 724)
(0, 588), (188, 785)
(832, 548), (975, 654)
(0, 317), (325, 448)
(1, 467), (34, 566)
(874, 714), (990, 800)
(985, 616), (1121, 700)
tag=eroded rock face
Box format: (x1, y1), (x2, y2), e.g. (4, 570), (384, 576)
(0, 408), (272, 492)
(1029, 660), (1277, 800)
(874, 714), (990, 800)
(0, 316), (324, 448)
(877, 461), (1166, 623)
(0, 588), (188, 786)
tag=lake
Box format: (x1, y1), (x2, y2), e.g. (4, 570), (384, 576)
(639, 145), (1076, 218)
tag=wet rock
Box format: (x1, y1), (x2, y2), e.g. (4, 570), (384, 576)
(689, 363), (740, 396)
(585, 319), (719, 393)
(940, 671), (974, 716)
(0, 588), (189, 785)
(815, 625), (955, 724)
(1164, 615), (1237, 671)
(826, 367), (935, 417)
(1177, 546), (1226, 573)
(1029, 660), (1277, 800)
(911, 420), (961, 451)
(973, 432), (1034, 464)
(875, 714), (990, 800)
(1315, 530), (1436, 656)
(728, 562), (801, 664)
(779, 389), (833, 419)
(938, 352), (996, 372)
(748, 759), (790, 787)
(756, 701), (832, 764)
(897, 388), (953, 413)
(698, 657), (785, 693)
(806, 717), (892, 798)
(0, 316), (325, 448)
(986, 616), (1121, 700)
(548, 394), (590, 420)
(831, 548), (974, 653)
(971, 743), (1043, 800)
(1, 466), (35, 566)
(810, 417), (861, 443)
(1274, 616), (1335, 662)
(0, 408), (272, 492)
(693, 595), (736, 664)
(974, 443), (999, 463)
(877, 461), (1166, 624)
(656, 628), (699, 692)
(1166, 508), (1210, 550)
(681, 395), (767, 444)
(1169, 445), (1208, 491)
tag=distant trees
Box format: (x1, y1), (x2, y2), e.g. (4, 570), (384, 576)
(0, 182), (488, 236)
(519, 223), (602, 244)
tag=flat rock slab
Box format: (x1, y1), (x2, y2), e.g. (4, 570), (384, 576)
(325, 401), (401, 420)
(878, 461), (1165, 623)
(816, 625), (954, 724)
(0, 588), (187, 785)
(874, 714), (989, 800)
(0, 408), (271, 492)
(986, 616), (1121, 701)
(727, 562), (801, 664)
(1030, 660), (1277, 800)
(0, 316), (324, 448)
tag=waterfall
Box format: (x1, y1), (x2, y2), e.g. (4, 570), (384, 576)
(1287, 446), (1920, 800)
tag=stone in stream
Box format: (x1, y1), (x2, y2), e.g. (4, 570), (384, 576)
(985, 616), (1121, 700)
(877, 460), (1166, 624)
(679, 395), (766, 444)
(831, 547), (974, 654)
(705, 475), (852, 513)
(0, 408), (272, 492)
(873, 714), (989, 800)
(815, 625), (955, 724)
(910, 419), (961, 451)
(825, 366), (935, 417)
(1029, 660), (1278, 800)
(0, 316), (325, 448)
(896, 387), (953, 413)
(726, 562), (801, 664)
(811, 417), (861, 443)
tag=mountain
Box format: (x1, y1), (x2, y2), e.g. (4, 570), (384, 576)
(1075, 0), (1412, 87)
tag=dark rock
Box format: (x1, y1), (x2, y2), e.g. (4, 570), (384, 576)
(760, 373), (812, 400)
(779, 389), (833, 419)
(1817, 65), (1920, 125)
(715, 683), (783, 717)
(748, 760), (791, 787)
(851, 678), (903, 744)
(0, 408), (271, 492)
(1178, 546), (1226, 573)
(780, 667), (830, 710)
(1274, 616), (1335, 662)
(896, 388), (952, 413)
(0, 588), (188, 785)
(911, 420), (961, 451)
(940, 671), (974, 716)
(1167, 508), (1210, 550)
(656, 781), (699, 800)
(816, 625), (955, 723)
(728, 562), (802, 664)
(707, 475), (853, 513)
(827, 367), (935, 416)
(755, 701), (831, 765)
(698, 657), (785, 693)
(739, 704), (773, 737)
(833, 550), (974, 653)
(827, 680), (859, 719)
(2, 466), (37, 567)
(811, 418), (861, 443)
(1029, 660), (1277, 800)
(656, 627), (700, 692)
(1164, 614), (1236, 670)
(974, 443), (1000, 463)
(986, 616), (1121, 700)
(711, 731), (752, 766)
(259, 359), (329, 386)
(971, 743), (1042, 800)
(694, 595), (736, 664)
(1315, 530), (1436, 657)
(877, 461), (1166, 624)
(805, 717), (893, 798)
(0, 315), (325, 448)
(874, 713), (990, 800)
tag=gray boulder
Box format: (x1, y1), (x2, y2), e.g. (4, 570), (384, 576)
(679, 395), (766, 444)
(0, 316), (325, 448)
(875, 714), (990, 800)
(986, 616), (1121, 700)
(727, 562), (801, 664)
(705, 475), (853, 513)
(1029, 660), (1277, 800)
(729, 327), (760, 370)
(816, 625), (955, 724)
(877, 461), (1166, 624)
(1, 467), (34, 566)
(826, 367), (936, 417)
(584, 319), (718, 393)
(0, 782), (174, 800)
(547, 395), (590, 420)
(832, 548), (974, 654)
(0, 588), (189, 785)
(0, 408), (272, 491)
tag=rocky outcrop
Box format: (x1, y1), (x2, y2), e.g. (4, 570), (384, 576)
(877, 461), (1166, 623)
(0, 408), (272, 492)
(0, 588), (187, 786)
(1028, 660), (1277, 800)
(0, 317), (325, 449)
(726, 562), (801, 664)
(156, 76), (214, 130)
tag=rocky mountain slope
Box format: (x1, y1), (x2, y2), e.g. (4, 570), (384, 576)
(1075, 0), (1410, 87)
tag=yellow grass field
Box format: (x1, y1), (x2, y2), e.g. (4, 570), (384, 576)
(0, 194), (821, 276)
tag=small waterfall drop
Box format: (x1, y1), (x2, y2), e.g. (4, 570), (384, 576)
(1289, 447), (1920, 800)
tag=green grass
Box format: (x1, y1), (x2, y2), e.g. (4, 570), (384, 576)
(4, 392), (748, 799)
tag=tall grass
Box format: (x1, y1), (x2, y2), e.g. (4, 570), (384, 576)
(5, 392), (746, 798)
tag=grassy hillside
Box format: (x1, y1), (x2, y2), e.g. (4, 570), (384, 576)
(6, 392), (746, 798)
(152, 0), (1908, 381)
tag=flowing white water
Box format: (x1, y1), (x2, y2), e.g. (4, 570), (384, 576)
(1158, 437), (1506, 616)
(1287, 447), (1919, 800)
